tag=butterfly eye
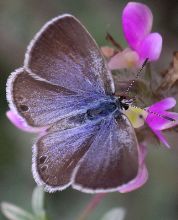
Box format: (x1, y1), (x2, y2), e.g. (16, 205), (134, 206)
(39, 155), (47, 164)
(19, 104), (29, 112)
(120, 96), (126, 101)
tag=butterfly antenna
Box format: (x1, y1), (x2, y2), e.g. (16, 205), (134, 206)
(146, 108), (176, 122)
(124, 58), (149, 96)
(130, 105), (176, 122)
(125, 59), (175, 123)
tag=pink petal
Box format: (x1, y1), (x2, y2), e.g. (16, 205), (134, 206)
(145, 118), (171, 148)
(108, 48), (139, 70)
(152, 129), (171, 148)
(147, 111), (178, 130)
(118, 165), (148, 193)
(148, 97), (176, 112)
(118, 144), (148, 193)
(146, 97), (177, 130)
(6, 110), (46, 133)
(101, 46), (115, 58)
(161, 112), (178, 130)
(146, 111), (167, 130)
(122, 2), (153, 50)
(138, 33), (162, 61)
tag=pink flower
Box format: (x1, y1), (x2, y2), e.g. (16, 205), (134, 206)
(118, 144), (148, 193)
(6, 110), (46, 133)
(119, 97), (178, 192)
(108, 2), (162, 70)
(146, 97), (178, 148)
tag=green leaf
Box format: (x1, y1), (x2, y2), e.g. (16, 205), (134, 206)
(1, 202), (34, 220)
(101, 208), (126, 220)
(31, 187), (46, 220)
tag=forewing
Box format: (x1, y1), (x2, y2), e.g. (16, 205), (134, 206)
(25, 14), (114, 95)
(72, 114), (139, 193)
(32, 120), (102, 192)
(7, 14), (115, 127)
(7, 68), (101, 127)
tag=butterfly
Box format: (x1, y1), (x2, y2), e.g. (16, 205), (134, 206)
(6, 14), (139, 193)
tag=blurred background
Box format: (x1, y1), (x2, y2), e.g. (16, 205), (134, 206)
(0, 0), (178, 220)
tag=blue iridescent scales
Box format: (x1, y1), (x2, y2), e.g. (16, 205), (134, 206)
(6, 14), (139, 193)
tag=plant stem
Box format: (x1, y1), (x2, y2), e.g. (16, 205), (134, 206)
(77, 193), (106, 220)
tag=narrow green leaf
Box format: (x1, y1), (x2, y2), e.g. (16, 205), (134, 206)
(1, 202), (34, 220)
(101, 208), (126, 220)
(31, 187), (46, 220)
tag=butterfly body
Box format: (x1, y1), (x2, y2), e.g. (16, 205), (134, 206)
(7, 14), (140, 193)
(86, 97), (118, 120)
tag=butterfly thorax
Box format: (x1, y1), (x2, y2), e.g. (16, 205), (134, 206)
(86, 100), (117, 120)
(86, 95), (132, 120)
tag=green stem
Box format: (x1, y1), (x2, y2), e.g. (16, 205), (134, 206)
(77, 193), (106, 220)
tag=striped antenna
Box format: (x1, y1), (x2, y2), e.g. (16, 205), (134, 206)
(124, 58), (149, 96)
(146, 108), (175, 122)
(124, 59), (175, 123)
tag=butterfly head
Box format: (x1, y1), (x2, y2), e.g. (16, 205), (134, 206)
(117, 96), (134, 111)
